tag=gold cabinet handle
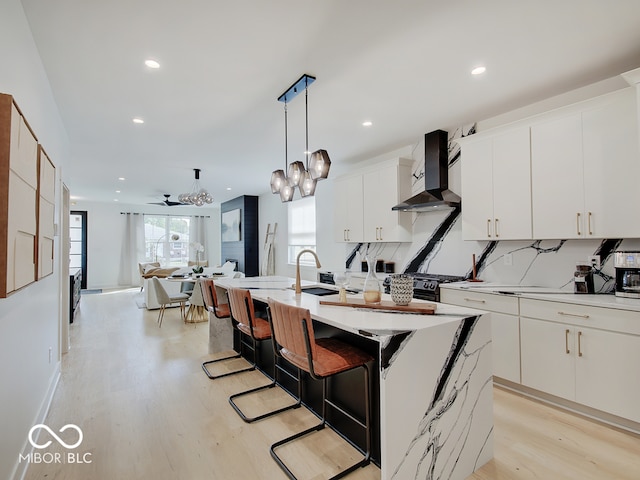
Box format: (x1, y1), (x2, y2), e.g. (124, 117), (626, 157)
(379, 226), (383, 241)
(576, 212), (581, 236)
(558, 311), (590, 319)
(343, 229), (347, 241)
(377, 227), (381, 241)
(578, 331), (583, 357)
(487, 219), (492, 238)
(346, 229), (350, 241)
(463, 297), (486, 304)
(495, 218), (500, 237)
(588, 212), (593, 235)
(565, 329), (570, 354)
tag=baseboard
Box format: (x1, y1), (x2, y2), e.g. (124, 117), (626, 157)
(11, 363), (61, 480)
(494, 378), (640, 436)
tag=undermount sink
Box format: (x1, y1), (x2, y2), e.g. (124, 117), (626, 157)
(299, 286), (339, 296)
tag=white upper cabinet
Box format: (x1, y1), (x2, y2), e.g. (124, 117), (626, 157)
(333, 174), (363, 243)
(334, 158), (412, 243)
(362, 161), (412, 242)
(531, 88), (640, 239)
(459, 126), (532, 240)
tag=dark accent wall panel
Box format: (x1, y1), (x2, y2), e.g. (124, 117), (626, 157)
(221, 195), (259, 277)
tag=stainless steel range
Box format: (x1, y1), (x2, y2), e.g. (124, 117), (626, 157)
(383, 273), (466, 302)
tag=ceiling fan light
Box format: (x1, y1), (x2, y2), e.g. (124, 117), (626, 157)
(270, 170), (286, 193)
(299, 170), (316, 197)
(279, 184), (294, 202)
(309, 149), (331, 180)
(287, 161), (305, 187)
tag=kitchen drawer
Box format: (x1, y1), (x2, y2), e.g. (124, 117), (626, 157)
(520, 298), (640, 336)
(440, 288), (519, 315)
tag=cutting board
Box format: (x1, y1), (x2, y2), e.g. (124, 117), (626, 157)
(319, 299), (436, 314)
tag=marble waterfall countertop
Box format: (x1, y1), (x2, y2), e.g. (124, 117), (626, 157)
(440, 281), (640, 312)
(213, 275), (493, 479)
(214, 275), (487, 340)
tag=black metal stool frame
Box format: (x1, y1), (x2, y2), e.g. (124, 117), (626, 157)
(269, 314), (372, 480)
(201, 294), (264, 380)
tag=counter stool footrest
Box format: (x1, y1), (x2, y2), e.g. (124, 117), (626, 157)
(270, 421), (369, 480)
(201, 353), (255, 379)
(230, 381), (302, 423)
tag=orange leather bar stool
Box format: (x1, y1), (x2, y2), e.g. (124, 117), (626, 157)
(228, 289), (302, 423)
(201, 286), (266, 380)
(267, 298), (373, 480)
(200, 279), (230, 319)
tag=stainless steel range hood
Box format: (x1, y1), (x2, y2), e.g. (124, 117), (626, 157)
(392, 130), (461, 212)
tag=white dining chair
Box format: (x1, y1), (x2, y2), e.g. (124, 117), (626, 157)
(185, 279), (207, 323)
(151, 277), (189, 327)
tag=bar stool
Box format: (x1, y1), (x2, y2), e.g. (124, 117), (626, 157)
(200, 279), (230, 319)
(267, 297), (373, 480)
(201, 286), (268, 380)
(227, 290), (302, 423)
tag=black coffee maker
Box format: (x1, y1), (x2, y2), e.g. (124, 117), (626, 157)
(574, 262), (594, 294)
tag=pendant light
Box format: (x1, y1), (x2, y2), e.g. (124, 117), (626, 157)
(299, 85), (317, 197)
(270, 102), (294, 202)
(178, 168), (213, 206)
(269, 74), (330, 201)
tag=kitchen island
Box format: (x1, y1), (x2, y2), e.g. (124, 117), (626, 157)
(212, 276), (493, 480)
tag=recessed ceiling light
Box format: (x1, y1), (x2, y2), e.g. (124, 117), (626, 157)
(226, 187), (232, 191)
(145, 59), (160, 69)
(115, 190), (121, 193)
(118, 177), (125, 181)
(471, 66), (486, 75)
(132, 117), (144, 124)
(113, 199), (119, 202)
(362, 121), (373, 127)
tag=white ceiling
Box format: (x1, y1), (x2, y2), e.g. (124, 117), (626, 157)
(20, 0), (640, 208)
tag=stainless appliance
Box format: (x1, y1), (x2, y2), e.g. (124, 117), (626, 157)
(615, 251), (640, 298)
(383, 273), (466, 302)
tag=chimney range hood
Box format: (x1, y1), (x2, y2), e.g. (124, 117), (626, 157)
(392, 129), (461, 212)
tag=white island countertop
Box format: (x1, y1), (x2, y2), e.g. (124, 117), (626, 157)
(214, 276), (486, 341)
(213, 275), (493, 479)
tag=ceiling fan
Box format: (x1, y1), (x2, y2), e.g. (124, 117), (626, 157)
(148, 194), (185, 206)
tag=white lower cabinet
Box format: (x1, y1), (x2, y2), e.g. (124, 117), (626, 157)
(440, 288), (521, 383)
(520, 298), (640, 424)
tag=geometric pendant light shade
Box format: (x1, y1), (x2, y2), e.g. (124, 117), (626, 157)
(269, 73), (330, 202)
(308, 149), (331, 180)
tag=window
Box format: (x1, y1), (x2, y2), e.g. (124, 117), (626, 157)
(288, 196), (316, 265)
(143, 215), (191, 266)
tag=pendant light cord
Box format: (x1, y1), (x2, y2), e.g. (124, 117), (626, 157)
(305, 82), (309, 169)
(284, 102), (288, 171)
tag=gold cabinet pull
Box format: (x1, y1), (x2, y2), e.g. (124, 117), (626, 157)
(346, 229), (350, 241)
(578, 331), (583, 357)
(487, 219), (492, 238)
(495, 218), (500, 237)
(463, 297), (486, 304)
(343, 229), (347, 241)
(558, 311), (590, 319)
(588, 212), (593, 235)
(576, 212), (581, 236)
(565, 329), (570, 354)
(379, 226), (383, 241)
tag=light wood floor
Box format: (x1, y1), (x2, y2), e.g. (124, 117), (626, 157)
(25, 289), (640, 480)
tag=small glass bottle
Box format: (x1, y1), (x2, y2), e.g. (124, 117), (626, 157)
(363, 253), (382, 304)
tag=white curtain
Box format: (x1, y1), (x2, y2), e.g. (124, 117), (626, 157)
(118, 213), (145, 286)
(189, 216), (207, 264)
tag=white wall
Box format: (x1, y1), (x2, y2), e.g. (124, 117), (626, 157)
(72, 200), (221, 290)
(0, 1), (69, 479)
